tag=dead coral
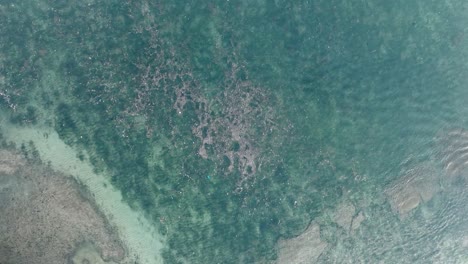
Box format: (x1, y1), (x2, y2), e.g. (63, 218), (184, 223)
(190, 61), (279, 187)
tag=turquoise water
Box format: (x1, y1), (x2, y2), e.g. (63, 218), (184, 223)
(2, 0), (468, 263)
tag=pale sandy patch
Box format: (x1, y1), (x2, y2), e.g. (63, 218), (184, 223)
(71, 242), (118, 264)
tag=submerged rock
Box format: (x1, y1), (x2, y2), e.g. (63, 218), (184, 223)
(385, 165), (440, 218)
(333, 202), (356, 231)
(277, 223), (328, 264)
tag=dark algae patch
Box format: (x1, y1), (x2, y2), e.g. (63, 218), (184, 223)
(2, 0), (468, 263)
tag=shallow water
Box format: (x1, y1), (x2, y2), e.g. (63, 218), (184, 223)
(1, 0), (468, 263)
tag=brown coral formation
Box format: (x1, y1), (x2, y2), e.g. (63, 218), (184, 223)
(135, 43), (282, 187)
(385, 165), (440, 218)
(277, 223), (328, 264)
(0, 149), (125, 264)
(120, 16), (282, 189)
(190, 62), (279, 187)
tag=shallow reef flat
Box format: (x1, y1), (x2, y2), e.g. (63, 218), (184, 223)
(0, 148), (124, 264)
